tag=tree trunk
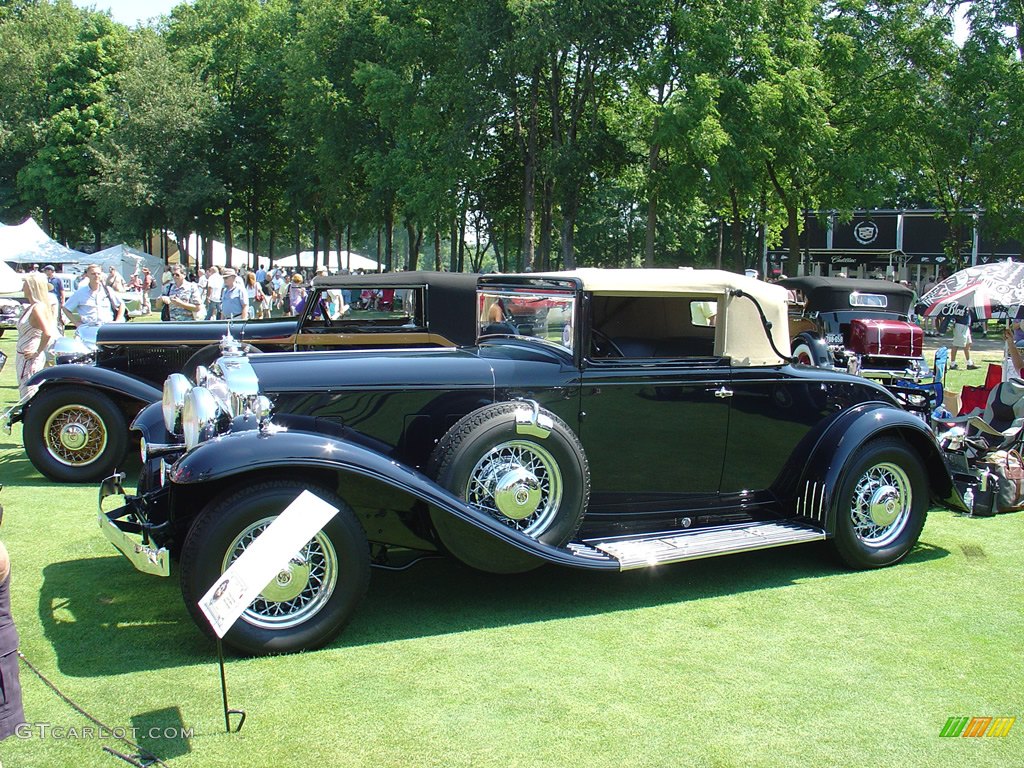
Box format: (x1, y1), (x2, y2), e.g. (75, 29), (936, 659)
(434, 230), (442, 271)
(312, 220), (319, 271)
(645, 138), (660, 268)
(223, 208), (232, 268)
(539, 178), (554, 272)
(345, 224), (352, 272)
(715, 219), (723, 269)
(458, 209), (467, 274)
(730, 187), (744, 273)
(450, 221), (458, 273)
(406, 221), (422, 271)
(521, 66), (540, 273)
(560, 189), (578, 270)
(384, 206), (394, 272)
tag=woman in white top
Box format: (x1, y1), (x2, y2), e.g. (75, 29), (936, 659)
(15, 273), (57, 397)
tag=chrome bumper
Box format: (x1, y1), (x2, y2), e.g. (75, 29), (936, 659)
(0, 392), (31, 434)
(97, 473), (170, 578)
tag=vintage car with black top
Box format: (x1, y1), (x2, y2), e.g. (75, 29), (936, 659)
(779, 276), (927, 381)
(2, 271), (477, 483)
(98, 268), (963, 656)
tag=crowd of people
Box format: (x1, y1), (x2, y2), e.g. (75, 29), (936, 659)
(9, 261), (359, 399)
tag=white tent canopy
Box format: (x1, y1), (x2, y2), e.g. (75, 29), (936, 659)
(0, 218), (89, 266)
(90, 244), (166, 291)
(174, 234), (255, 269)
(271, 250), (380, 272)
(0, 257), (22, 293)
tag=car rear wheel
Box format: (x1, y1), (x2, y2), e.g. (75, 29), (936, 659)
(23, 387), (128, 483)
(179, 480), (370, 656)
(792, 341), (815, 365)
(428, 402), (589, 573)
(829, 438), (928, 569)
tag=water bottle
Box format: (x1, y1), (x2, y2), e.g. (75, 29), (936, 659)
(963, 486), (975, 513)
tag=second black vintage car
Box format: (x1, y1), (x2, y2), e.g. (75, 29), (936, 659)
(98, 268), (962, 656)
(3, 271), (477, 482)
(779, 276), (928, 380)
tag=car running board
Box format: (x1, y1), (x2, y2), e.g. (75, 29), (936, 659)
(576, 521), (826, 571)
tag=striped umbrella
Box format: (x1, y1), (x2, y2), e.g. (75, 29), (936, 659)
(920, 259), (1024, 320)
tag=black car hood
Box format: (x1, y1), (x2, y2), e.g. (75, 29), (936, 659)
(247, 347), (496, 393)
(96, 318), (297, 346)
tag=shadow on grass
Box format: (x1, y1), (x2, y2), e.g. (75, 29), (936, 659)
(0, 450), (46, 484)
(0, 446), (142, 486)
(131, 706), (192, 761)
(40, 539), (948, 676)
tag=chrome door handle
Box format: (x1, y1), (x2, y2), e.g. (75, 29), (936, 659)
(713, 387), (733, 399)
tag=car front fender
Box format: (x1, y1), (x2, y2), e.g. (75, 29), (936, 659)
(10, 365), (162, 425)
(783, 402), (960, 531)
(168, 429), (619, 571)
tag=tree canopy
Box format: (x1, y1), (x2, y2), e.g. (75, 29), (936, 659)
(0, 0), (1020, 270)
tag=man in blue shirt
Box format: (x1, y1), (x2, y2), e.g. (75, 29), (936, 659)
(220, 269), (249, 320)
(43, 264), (63, 307)
(63, 264), (125, 326)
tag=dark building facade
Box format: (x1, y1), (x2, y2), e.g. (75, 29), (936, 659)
(766, 210), (1022, 288)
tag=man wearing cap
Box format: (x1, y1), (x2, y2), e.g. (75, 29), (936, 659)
(64, 263), (125, 326)
(43, 265), (63, 308)
(220, 268), (249, 320)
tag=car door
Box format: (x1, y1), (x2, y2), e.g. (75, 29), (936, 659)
(576, 281), (734, 526)
(579, 358), (731, 509)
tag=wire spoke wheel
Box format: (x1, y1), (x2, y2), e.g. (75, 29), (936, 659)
(43, 404), (108, 467)
(466, 439), (562, 536)
(221, 517), (338, 630)
(848, 461), (912, 547)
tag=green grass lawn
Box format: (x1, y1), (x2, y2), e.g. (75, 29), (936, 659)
(0, 334), (1021, 767)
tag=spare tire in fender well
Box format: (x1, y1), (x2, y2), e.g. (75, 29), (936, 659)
(427, 401), (590, 574)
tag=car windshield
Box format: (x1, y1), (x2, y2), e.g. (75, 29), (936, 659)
(478, 289), (575, 353)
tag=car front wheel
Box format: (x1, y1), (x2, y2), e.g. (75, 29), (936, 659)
(179, 480), (370, 656)
(23, 387), (128, 483)
(830, 438), (928, 569)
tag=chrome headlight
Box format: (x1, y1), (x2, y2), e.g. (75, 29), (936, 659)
(182, 386), (228, 450)
(162, 373), (192, 435)
(194, 365), (210, 387)
(51, 333), (96, 365)
(76, 325), (100, 349)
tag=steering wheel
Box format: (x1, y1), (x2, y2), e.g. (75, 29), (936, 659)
(591, 329), (624, 358)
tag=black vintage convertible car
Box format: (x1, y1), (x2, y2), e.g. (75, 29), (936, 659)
(2, 271), (477, 482)
(98, 268), (964, 656)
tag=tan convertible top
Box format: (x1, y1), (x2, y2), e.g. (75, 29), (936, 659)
(529, 268), (791, 366)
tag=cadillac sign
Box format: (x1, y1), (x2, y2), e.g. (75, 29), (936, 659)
(853, 220), (880, 245)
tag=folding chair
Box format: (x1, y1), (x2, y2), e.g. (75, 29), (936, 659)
(892, 346), (947, 420)
(957, 363), (1003, 416)
(940, 378), (1024, 457)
